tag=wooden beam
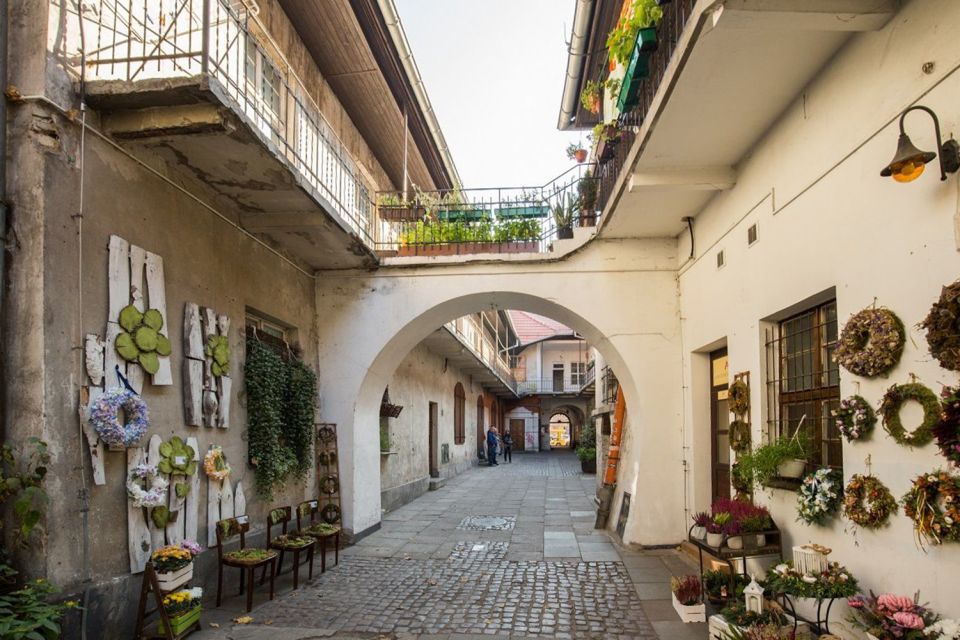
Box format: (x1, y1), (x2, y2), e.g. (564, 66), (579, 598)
(717, 0), (896, 32)
(628, 167), (736, 192)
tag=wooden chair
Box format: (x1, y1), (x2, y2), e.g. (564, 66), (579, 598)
(215, 516), (277, 612)
(263, 506), (315, 590)
(295, 500), (341, 573)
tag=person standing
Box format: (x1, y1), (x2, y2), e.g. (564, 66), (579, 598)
(486, 425), (499, 466)
(502, 430), (513, 463)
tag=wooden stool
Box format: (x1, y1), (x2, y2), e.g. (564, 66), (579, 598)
(215, 516), (277, 612)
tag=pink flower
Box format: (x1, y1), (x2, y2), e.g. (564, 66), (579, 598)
(877, 593), (914, 612)
(893, 611), (925, 629)
(847, 598), (864, 609)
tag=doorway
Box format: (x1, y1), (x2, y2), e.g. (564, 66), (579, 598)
(710, 349), (730, 502)
(549, 413), (571, 448)
(509, 419), (525, 452)
(476, 396), (485, 457)
(552, 363), (564, 392)
(429, 401), (439, 478)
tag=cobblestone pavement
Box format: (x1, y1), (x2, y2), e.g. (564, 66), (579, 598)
(196, 450), (706, 639)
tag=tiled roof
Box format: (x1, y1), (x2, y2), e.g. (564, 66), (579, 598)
(507, 310), (575, 345)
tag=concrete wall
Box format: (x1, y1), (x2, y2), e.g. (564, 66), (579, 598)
(379, 342), (480, 511)
(673, 0), (960, 618)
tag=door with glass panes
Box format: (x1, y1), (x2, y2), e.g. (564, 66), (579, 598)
(710, 349), (731, 502)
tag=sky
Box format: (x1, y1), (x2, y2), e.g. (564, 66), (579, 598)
(394, 0), (585, 189)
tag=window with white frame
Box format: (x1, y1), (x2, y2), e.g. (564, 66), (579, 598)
(571, 362), (586, 386)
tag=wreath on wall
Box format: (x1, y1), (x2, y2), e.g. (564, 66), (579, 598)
(90, 387), (149, 448)
(901, 470), (960, 547)
(832, 395), (876, 442)
(933, 386), (960, 466)
(843, 474), (897, 529)
(203, 446), (232, 481)
(919, 279), (960, 372)
(320, 503), (341, 524)
(127, 464), (169, 508)
(729, 380), (750, 416)
(833, 307), (905, 378)
(729, 420), (752, 454)
(880, 382), (940, 448)
(320, 475), (340, 495)
(797, 468), (843, 526)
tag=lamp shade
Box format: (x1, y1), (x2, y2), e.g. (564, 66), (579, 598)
(881, 133), (936, 181)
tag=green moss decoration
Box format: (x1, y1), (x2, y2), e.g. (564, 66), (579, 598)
(729, 380), (750, 417)
(114, 305), (172, 370)
(151, 506), (170, 529)
(880, 382), (940, 448)
(206, 335), (230, 377)
(245, 337), (317, 500)
(157, 436), (198, 489)
(729, 420), (751, 454)
(175, 482), (190, 499)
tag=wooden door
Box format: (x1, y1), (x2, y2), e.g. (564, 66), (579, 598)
(710, 349), (731, 502)
(552, 364), (564, 392)
(476, 396), (485, 457)
(509, 419), (525, 452)
(429, 401), (439, 478)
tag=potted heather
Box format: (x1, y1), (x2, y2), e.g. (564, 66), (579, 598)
(159, 587), (203, 635)
(690, 511), (710, 540)
(671, 575), (706, 622)
(706, 512), (730, 547)
(151, 541), (199, 591)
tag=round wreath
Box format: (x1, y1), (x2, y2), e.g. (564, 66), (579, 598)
(843, 474), (897, 529)
(320, 503), (341, 524)
(933, 386), (960, 466)
(832, 395), (876, 442)
(880, 383), (939, 447)
(127, 463), (169, 508)
(833, 308), (905, 378)
(203, 446), (232, 481)
(901, 470), (960, 547)
(317, 426), (336, 444)
(320, 475), (340, 495)
(797, 468), (843, 526)
(919, 279), (960, 372)
(729, 380), (750, 416)
(729, 420), (752, 454)
(90, 388), (149, 448)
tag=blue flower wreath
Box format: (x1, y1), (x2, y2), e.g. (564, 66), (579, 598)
(90, 387), (149, 448)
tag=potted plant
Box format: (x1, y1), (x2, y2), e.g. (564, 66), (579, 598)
(376, 192), (425, 222)
(577, 173), (599, 227)
(848, 591), (940, 640)
(740, 511), (773, 548)
(592, 121), (621, 163)
(566, 142), (588, 164)
(576, 423), (597, 473)
(765, 561), (859, 631)
(735, 433), (808, 489)
(704, 570), (750, 606)
(552, 194), (575, 240)
(671, 575), (706, 623)
(690, 511), (710, 540)
(580, 79), (602, 115)
(159, 587), (203, 635)
(151, 542), (197, 591)
(706, 512), (730, 547)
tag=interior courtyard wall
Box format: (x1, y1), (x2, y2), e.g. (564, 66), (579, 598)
(675, 0), (960, 616)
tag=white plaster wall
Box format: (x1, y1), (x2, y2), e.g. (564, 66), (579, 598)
(380, 342), (480, 492)
(505, 406), (540, 452)
(673, 0), (960, 617)
(540, 340), (591, 391)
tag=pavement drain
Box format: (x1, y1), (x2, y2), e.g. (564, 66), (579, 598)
(456, 515), (517, 531)
(449, 541), (509, 561)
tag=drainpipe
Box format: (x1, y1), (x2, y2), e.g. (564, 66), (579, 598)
(0, 0), (8, 434)
(557, 0), (595, 131)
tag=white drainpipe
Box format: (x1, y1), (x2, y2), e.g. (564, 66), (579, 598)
(557, 0), (595, 131)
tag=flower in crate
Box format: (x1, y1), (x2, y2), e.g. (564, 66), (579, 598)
(151, 545), (193, 573)
(162, 587), (202, 617)
(180, 540), (201, 556)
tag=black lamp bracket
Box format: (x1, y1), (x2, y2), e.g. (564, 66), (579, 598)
(899, 105), (960, 180)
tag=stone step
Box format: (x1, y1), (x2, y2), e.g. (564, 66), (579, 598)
(427, 477), (446, 491)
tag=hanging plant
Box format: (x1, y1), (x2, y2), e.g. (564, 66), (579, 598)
(606, 0), (664, 67)
(579, 79), (602, 115)
(90, 388), (149, 448)
(115, 304), (172, 375)
(796, 468), (842, 526)
(880, 382), (940, 448)
(843, 474), (897, 529)
(203, 446), (232, 481)
(833, 307), (905, 378)
(901, 470), (960, 548)
(728, 380), (750, 416)
(919, 279), (960, 372)
(205, 335), (230, 377)
(126, 463), (169, 508)
(245, 337), (317, 499)
(729, 420), (751, 454)
(933, 386), (960, 466)
(832, 395), (876, 442)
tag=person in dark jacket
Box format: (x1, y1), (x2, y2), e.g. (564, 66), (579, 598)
(502, 431), (513, 463)
(486, 426), (499, 466)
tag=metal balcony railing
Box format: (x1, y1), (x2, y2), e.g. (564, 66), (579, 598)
(375, 164), (601, 257)
(601, 366), (619, 405)
(73, 0), (375, 244)
(444, 317), (518, 394)
(515, 376), (593, 397)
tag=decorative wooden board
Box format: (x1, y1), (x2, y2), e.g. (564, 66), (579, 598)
(183, 303), (231, 429)
(184, 438), (200, 544)
(78, 387), (106, 486)
(146, 435), (166, 553)
(205, 473), (246, 547)
(127, 447), (152, 573)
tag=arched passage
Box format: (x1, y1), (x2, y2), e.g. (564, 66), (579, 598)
(315, 246), (683, 545)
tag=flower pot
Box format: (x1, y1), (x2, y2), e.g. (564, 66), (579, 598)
(574, 148), (588, 163)
(156, 563), (193, 592)
(706, 532), (724, 547)
(755, 534), (766, 547)
(580, 458), (597, 474)
(378, 205), (425, 222)
(690, 526), (706, 541)
(727, 535), (743, 550)
(778, 459), (806, 479)
(671, 593), (706, 623)
(159, 604), (201, 636)
(557, 226), (574, 240)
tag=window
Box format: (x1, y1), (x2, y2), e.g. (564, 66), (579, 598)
(245, 313), (291, 357)
(765, 300), (841, 471)
(453, 383), (465, 444)
(571, 362), (586, 386)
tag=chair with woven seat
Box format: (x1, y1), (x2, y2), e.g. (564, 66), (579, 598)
(263, 506), (315, 590)
(295, 500), (341, 573)
(215, 516), (277, 612)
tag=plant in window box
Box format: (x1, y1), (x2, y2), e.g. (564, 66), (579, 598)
(605, 0), (663, 69)
(671, 575), (706, 622)
(159, 587), (203, 635)
(151, 542), (198, 591)
(376, 192), (425, 222)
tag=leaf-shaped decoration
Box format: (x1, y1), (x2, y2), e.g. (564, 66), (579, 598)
(170, 436), (184, 449)
(157, 459), (173, 475)
(139, 351), (160, 375)
(213, 344), (229, 366)
(134, 326), (158, 352)
(159, 441), (173, 457)
(115, 332), (140, 361)
(211, 362), (223, 377)
(186, 461), (198, 477)
(175, 482), (190, 498)
(119, 304), (143, 332)
(143, 308), (164, 331)
(151, 506), (169, 528)
(155, 334), (172, 357)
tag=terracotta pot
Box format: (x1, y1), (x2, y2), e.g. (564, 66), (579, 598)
(574, 148), (588, 163)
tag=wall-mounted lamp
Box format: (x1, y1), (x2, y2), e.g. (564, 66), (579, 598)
(881, 105), (960, 182)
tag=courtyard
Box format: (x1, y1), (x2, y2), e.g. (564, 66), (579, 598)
(196, 451), (704, 639)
